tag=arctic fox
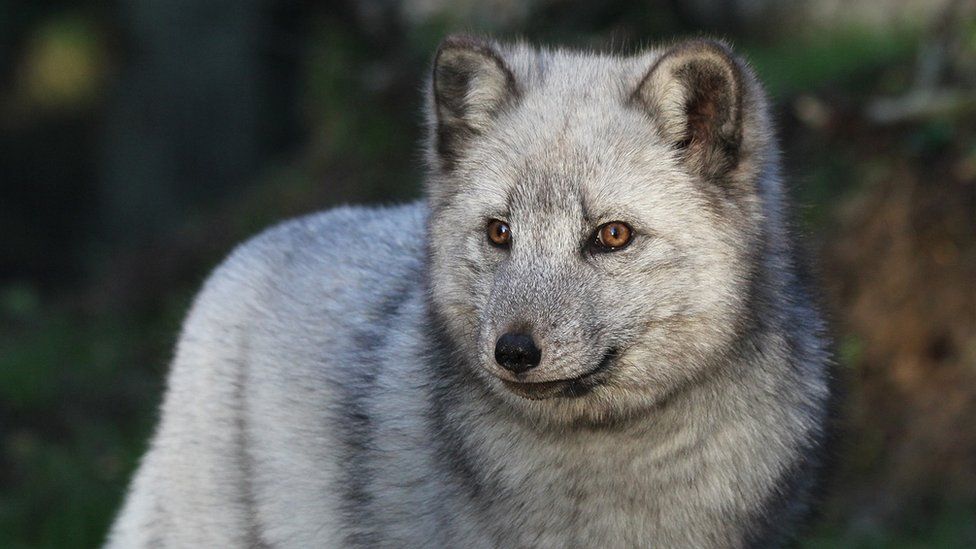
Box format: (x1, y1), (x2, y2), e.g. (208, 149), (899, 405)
(108, 36), (832, 548)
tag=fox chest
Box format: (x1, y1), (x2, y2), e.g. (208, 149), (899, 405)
(441, 438), (751, 548)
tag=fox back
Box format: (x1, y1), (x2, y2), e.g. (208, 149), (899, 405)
(108, 36), (832, 548)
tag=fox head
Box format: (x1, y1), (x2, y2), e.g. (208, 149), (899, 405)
(424, 35), (781, 424)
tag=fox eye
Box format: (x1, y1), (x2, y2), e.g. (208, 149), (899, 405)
(592, 221), (633, 252)
(486, 219), (511, 248)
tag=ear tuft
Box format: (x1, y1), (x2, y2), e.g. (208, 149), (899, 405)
(632, 39), (744, 180)
(432, 35), (519, 169)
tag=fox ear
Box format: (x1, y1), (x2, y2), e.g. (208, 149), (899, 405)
(432, 35), (519, 169)
(632, 39), (745, 181)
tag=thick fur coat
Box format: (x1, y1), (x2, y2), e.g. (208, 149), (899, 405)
(108, 36), (832, 548)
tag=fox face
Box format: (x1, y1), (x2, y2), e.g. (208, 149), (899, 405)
(425, 36), (776, 422)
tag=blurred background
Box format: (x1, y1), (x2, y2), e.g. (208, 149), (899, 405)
(1, 0), (974, 546)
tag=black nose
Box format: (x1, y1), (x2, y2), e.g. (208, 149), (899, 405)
(494, 332), (542, 374)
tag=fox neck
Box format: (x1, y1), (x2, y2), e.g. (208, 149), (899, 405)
(425, 309), (823, 545)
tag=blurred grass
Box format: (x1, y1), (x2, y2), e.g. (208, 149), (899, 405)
(802, 504), (976, 549)
(0, 288), (187, 547)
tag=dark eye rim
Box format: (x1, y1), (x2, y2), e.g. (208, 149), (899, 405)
(486, 219), (512, 249)
(589, 221), (634, 253)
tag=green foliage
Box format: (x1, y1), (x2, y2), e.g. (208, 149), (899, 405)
(741, 24), (921, 99)
(0, 300), (183, 547)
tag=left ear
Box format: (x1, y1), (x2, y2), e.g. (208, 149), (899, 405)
(431, 35), (520, 171)
(632, 39), (745, 181)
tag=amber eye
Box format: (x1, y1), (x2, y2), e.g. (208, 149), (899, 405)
(486, 219), (511, 247)
(593, 221), (633, 252)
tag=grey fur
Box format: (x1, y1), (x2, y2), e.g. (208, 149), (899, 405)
(108, 36), (831, 548)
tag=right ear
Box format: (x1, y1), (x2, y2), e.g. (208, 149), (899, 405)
(432, 35), (519, 170)
(631, 39), (746, 183)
